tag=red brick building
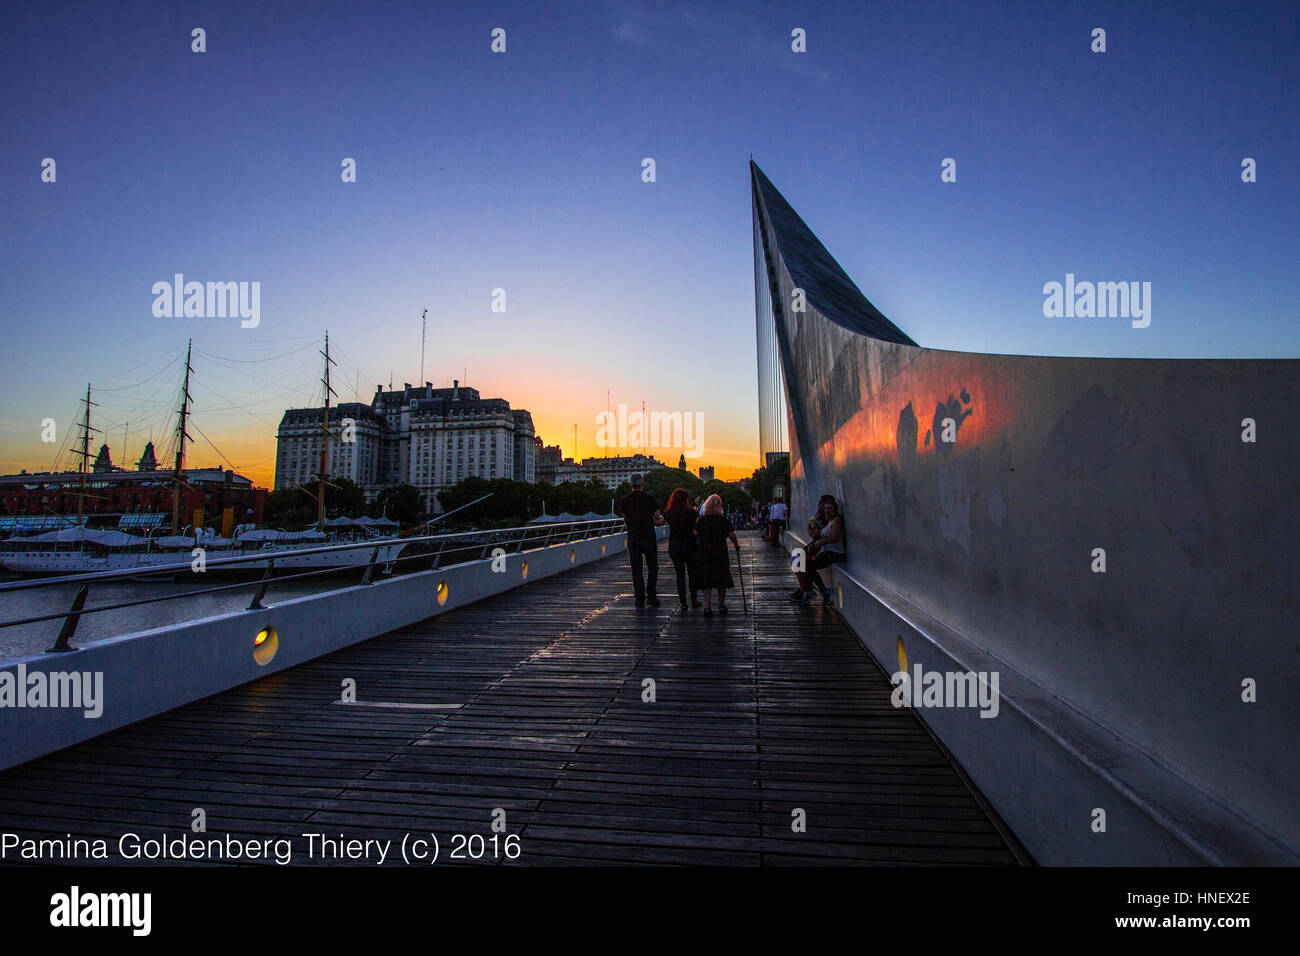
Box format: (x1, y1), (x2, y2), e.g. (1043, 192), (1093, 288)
(0, 442), (266, 532)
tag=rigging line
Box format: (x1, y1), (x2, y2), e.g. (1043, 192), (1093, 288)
(192, 340), (319, 364)
(197, 374), (319, 411)
(196, 351), (323, 398)
(186, 398), (276, 419)
(92, 355), (184, 393)
(90, 397), (178, 420)
(326, 351), (362, 395)
(191, 377), (284, 413)
(329, 342), (386, 390)
(190, 420), (241, 473)
(190, 334), (319, 349)
(93, 419), (173, 448)
(90, 395), (174, 409)
(97, 402), (174, 422)
(86, 348), (182, 387)
(187, 379), (288, 430)
(195, 335), (319, 350)
(329, 342), (381, 383)
(197, 344), (322, 376)
(49, 397), (87, 471)
(187, 403), (281, 432)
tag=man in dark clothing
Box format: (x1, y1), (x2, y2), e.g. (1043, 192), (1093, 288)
(619, 473), (664, 607)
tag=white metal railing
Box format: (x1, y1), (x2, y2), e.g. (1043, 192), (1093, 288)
(0, 519), (626, 652)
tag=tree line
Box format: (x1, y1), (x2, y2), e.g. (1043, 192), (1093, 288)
(263, 467), (758, 531)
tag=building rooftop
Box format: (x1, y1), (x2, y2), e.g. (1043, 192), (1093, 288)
(0, 467), (253, 488)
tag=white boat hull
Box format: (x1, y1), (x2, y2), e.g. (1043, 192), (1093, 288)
(0, 541), (406, 576)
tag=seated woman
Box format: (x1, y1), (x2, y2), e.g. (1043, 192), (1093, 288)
(790, 495), (831, 600)
(695, 493), (738, 617)
(792, 495), (845, 606)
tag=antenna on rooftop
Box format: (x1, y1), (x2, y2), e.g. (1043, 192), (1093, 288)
(419, 309), (428, 385)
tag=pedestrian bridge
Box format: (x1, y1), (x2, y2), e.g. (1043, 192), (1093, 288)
(2, 160), (1295, 868)
(0, 533), (1026, 866)
(749, 160), (1299, 866)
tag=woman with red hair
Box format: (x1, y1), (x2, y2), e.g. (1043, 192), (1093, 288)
(663, 488), (700, 609)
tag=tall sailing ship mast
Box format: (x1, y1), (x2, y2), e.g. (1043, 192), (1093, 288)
(73, 383), (99, 524)
(170, 340), (194, 535)
(317, 332), (337, 531)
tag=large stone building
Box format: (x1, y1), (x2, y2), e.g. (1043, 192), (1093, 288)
(535, 443), (566, 485)
(275, 380), (537, 516)
(552, 454), (666, 490)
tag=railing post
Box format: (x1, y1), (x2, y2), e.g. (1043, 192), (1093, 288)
(431, 539), (447, 569)
(247, 559), (276, 610)
(359, 546), (382, 585)
(46, 583), (88, 653)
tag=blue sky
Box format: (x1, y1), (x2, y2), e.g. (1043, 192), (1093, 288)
(2, 0), (1296, 482)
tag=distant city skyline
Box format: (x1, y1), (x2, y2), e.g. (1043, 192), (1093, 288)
(3, 2), (1296, 488)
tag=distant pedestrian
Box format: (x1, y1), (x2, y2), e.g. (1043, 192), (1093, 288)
(663, 488), (701, 609)
(768, 498), (788, 546)
(618, 473), (664, 607)
(695, 494), (738, 617)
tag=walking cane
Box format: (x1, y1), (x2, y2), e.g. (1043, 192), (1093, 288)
(733, 540), (748, 614)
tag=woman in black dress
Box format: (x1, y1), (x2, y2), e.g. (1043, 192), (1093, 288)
(663, 488), (700, 609)
(695, 493), (738, 617)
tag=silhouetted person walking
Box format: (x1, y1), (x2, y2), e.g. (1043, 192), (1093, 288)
(619, 473), (664, 608)
(663, 488), (700, 609)
(696, 493), (738, 617)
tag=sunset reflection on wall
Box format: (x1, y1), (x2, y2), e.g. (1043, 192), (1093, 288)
(817, 360), (1020, 472)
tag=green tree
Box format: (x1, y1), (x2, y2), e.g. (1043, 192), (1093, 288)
(326, 477), (367, 518)
(701, 479), (750, 514)
(374, 484), (422, 527)
(531, 481), (556, 517)
(552, 478), (612, 516)
(641, 467), (701, 507)
(749, 455), (790, 506)
(263, 487), (314, 529)
(438, 477), (538, 526)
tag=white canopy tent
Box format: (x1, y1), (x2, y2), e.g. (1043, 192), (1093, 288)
(234, 529), (328, 544)
(20, 527), (146, 548)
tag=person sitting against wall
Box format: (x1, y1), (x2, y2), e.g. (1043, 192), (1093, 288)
(790, 495), (845, 606)
(790, 495), (831, 600)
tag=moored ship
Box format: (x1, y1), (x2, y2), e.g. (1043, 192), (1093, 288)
(0, 526), (406, 577)
(1, 335), (408, 579)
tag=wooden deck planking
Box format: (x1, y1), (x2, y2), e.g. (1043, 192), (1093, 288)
(0, 533), (1026, 866)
